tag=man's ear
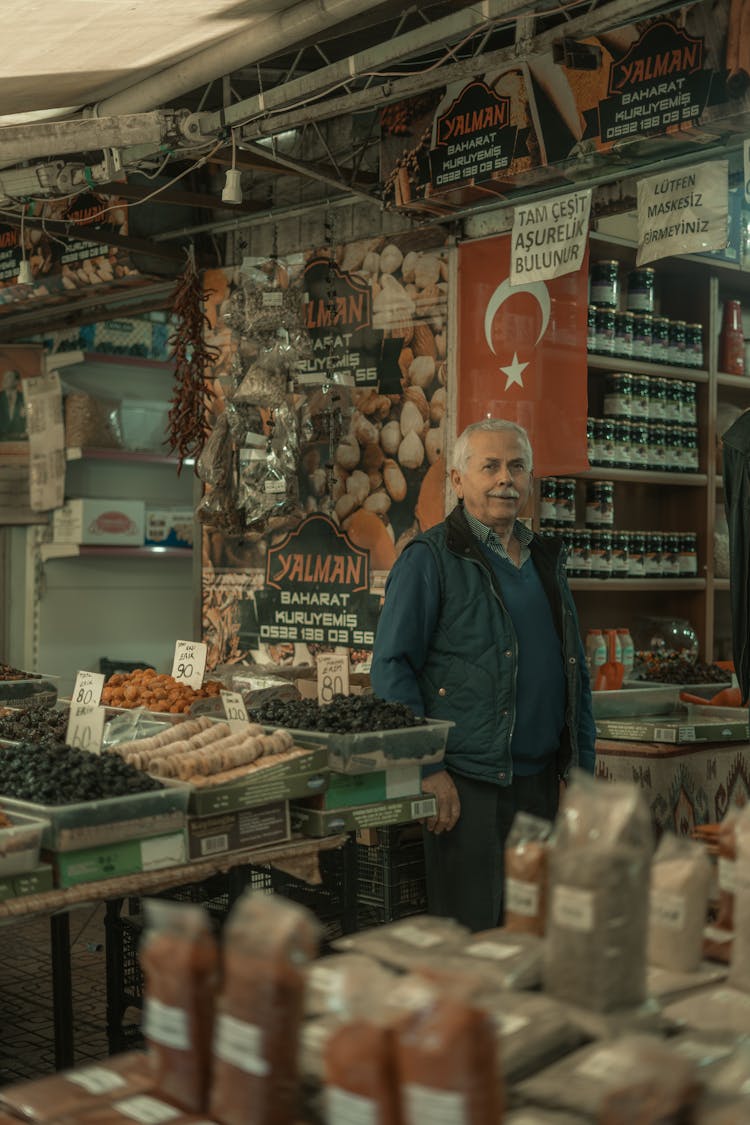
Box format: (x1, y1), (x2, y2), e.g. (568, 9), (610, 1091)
(450, 467), (463, 497)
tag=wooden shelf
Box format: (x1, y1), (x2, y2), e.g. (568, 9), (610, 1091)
(587, 354), (708, 382)
(577, 468), (707, 486)
(716, 373), (750, 389)
(55, 352), (174, 372)
(713, 578), (731, 591)
(569, 579), (706, 592)
(40, 544), (193, 561)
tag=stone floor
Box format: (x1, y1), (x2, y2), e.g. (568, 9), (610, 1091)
(0, 904), (110, 1086)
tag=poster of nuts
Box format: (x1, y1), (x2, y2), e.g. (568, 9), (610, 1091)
(200, 230), (451, 672)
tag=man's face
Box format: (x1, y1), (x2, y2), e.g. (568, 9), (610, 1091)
(450, 429), (533, 532)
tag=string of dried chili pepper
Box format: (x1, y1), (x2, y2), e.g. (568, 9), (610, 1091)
(166, 247), (220, 474)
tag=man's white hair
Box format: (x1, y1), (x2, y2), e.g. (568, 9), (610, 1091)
(451, 418), (534, 474)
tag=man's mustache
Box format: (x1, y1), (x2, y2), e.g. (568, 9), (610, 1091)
(488, 489), (520, 499)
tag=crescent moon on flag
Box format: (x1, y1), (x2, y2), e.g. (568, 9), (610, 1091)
(484, 278), (551, 355)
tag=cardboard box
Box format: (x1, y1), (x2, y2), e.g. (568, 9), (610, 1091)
(52, 498), (145, 546)
(187, 801), (290, 860)
(0, 863), (54, 901)
(49, 831), (186, 888)
(595, 715), (750, 744)
(187, 745), (329, 816)
(145, 507), (194, 549)
(321, 764), (422, 810)
(290, 794), (436, 837)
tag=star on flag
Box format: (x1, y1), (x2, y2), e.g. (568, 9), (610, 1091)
(499, 352), (529, 390)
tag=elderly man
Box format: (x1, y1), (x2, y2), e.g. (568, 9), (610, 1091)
(371, 417), (596, 931)
(0, 369), (25, 440)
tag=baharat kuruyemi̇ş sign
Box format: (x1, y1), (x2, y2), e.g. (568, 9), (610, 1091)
(429, 80), (518, 191)
(298, 256), (386, 388)
(247, 515), (382, 649)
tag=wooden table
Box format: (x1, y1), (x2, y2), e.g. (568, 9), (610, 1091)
(0, 834), (348, 1070)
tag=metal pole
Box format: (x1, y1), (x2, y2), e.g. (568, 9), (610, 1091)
(50, 912), (75, 1069)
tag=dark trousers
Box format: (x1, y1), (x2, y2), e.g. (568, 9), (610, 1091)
(422, 761), (559, 933)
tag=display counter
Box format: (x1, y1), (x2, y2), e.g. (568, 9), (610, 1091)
(595, 737), (750, 835)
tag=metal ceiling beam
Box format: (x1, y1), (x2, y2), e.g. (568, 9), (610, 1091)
(227, 0), (679, 141)
(200, 0), (523, 136)
(99, 178), (276, 215)
(0, 280), (175, 342)
(236, 140), (380, 202)
(0, 112), (172, 165)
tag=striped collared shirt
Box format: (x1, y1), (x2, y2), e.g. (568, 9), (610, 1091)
(463, 508), (533, 566)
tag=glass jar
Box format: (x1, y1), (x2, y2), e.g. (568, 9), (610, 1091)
(669, 319), (687, 367)
(585, 480), (614, 527)
(678, 532), (698, 577)
(627, 266), (656, 313)
(645, 531), (663, 578)
(590, 260), (620, 308)
(569, 529), (592, 577)
(683, 425), (700, 473)
(664, 425), (683, 472)
(648, 377), (667, 421)
(627, 531), (646, 578)
(611, 531), (629, 577)
(586, 417), (596, 464)
(614, 311), (634, 358)
(555, 478), (577, 525)
(631, 375), (651, 421)
(589, 529), (612, 579)
(540, 477), (558, 528)
(661, 531), (681, 578)
(594, 306), (616, 355)
(685, 323), (704, 369)
(613, 419), (632, 468)
(664, 378), (682, 423)
(603, 372), (633, 418)
(720, 300), (745, 375)
(633, 312), (653, 361)
(587, 306), (597, 353)
(651, 316), (671, 365)
(629, 421), (650, 470)
(647, 422), (667, 471)
(681, 380), (697, 424)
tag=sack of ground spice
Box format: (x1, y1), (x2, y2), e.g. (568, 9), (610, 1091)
(705, 816), (738, 964)
(505, 812), (552, 936)
(332, 915), (470, 971)
(543, 770), (654, 1013)
(649, 832), (712, 973)
(727, 805), (750, 993)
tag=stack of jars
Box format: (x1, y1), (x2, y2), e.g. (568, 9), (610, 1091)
(588, 259), (704, 368)
(588, 371), (699, 473)
(563, 529), (698, 580)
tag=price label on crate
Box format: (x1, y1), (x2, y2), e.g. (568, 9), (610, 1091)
(71, 670), (105, 708)
(221, 690), (251, 733)
(317, 652), (350, 706)
(66, 704), (106, 754)
(171, 640), (207, 690)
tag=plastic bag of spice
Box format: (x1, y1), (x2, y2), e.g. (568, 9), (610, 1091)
(139, 899), (219, 1115)
(197, 411), (233, 487)
(648, 832), (712, 973)
(394, 981), (505, 1125)
(0, 1053), (152, 1122)
(543, 770), (654, 1013)
(505, 812), (552, 936)
(209, 891), (321, 1125)
(64, 390), (123, 449)
(516, 1035), (701, 1121)
(705, 816), (738, 964)
(332, 915), (470, 971)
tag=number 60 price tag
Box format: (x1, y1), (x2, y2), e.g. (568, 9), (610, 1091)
(171, 640), (207, 690)
(66, 704), (106, 754)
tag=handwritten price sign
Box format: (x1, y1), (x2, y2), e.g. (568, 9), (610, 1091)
(221, 690), (251, 732)
(72, 670), (105, 708)
(317, 653), (350, 706)
(171, 640), (207, 690)
(66, 704), (106, 754)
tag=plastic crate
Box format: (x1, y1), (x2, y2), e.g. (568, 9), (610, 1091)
(270, 838), (358, 941)
(100, 658), (156, 678)
(356, 839), (427, 916)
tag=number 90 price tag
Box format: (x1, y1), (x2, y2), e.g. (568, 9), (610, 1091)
(66, 704), (106, 754)
(171, 640), (207, 690)
(317, 653), (350, 707)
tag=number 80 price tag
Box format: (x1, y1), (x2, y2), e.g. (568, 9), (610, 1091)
(317, 653), (350, 706)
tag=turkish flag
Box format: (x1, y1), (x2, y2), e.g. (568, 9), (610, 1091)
(457, 234), (590, 476)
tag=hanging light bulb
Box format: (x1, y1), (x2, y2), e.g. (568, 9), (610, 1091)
(17, 204), (33, 286)
(221, 129), (242, 205)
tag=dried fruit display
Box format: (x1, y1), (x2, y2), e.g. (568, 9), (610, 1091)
(248, 695), (424, 732)
(0, 663), (42, 682)
(101, 668), (222, 713)
(0, 704), (68, 746)
(0, 742), (163, 803)
(631, 654), (731, 684)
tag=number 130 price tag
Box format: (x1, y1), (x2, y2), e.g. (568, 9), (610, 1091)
(171, 640), (207, 690)
(66, 704), (106, 754)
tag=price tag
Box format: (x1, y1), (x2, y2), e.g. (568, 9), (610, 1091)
(71, 670), (105, 707)
(317, 652), (350, 706)
(66, 704), (106, 754)
(171, 640), (207, 690)
(221, 690), (250, 732)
